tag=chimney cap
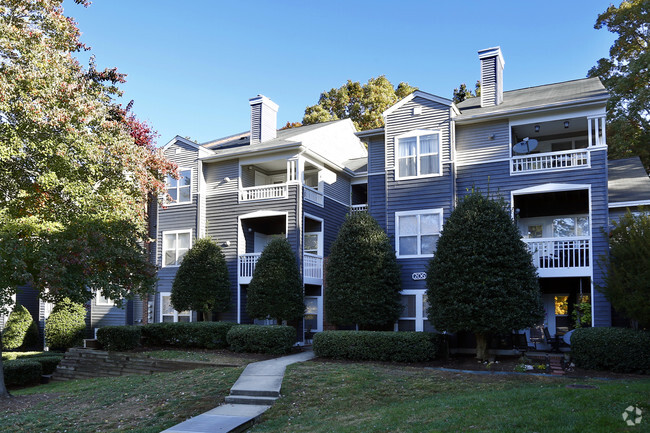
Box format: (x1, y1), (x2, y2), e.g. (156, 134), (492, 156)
(478, 46), (505, 66)
(249, 94), (279, 111)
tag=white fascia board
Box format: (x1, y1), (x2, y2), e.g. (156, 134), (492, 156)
(509, 107), (607, 126)
(455, 96), (609, 124)
(511, 183), (591, 195)
(350, 175), (368, 184)
(383, 90), (454, 118)
(199, 142), (302, 162)
(609, 200), (650, 209)
(162, 135), (210, 153)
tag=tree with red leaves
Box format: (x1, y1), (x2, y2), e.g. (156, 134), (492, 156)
(0, 0), (176, 397)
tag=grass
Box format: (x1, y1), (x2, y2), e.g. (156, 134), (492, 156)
(141, 349), (267, 365)
(2, 367), (242, 433)
(250, 361), (650, 433)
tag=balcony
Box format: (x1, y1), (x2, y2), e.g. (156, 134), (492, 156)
(303, 253), (323, 284)
(303, 185), (324, 207)
(238, 252), (323, 284)
(524, 237), (591, 277)
(511, 149), (590, 175)
(350, 204), (368, 213)
(239, 184), (288, 202)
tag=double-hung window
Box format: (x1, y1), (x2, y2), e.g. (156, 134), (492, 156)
(166, 169), (192, 204)
(396, 130), (441, 179)
(160, 292), (191, 322)
(162, 230), (191, 267)
(395, 209), (443, 258)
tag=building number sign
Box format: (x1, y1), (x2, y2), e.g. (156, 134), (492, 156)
(411, 272), (427, 281)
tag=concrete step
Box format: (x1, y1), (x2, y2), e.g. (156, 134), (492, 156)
(225, 395), (278, 406)
(229, 388), (280, 398)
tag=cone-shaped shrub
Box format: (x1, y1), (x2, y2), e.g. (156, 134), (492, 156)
(2, 303), (40, 350)
(45, 298), (86, 350)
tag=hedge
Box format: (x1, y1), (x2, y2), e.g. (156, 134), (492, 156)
(97, 326), (142, 351)
(34, 355), (64, 375)
(226, 325), (295, 355)
(3, 359), (42, 386)
(571, 327), (650, 374)
(313, 331), (438, 362)
(141, 322), (237, 349)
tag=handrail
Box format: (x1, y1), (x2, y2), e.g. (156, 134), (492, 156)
(512, 149), (590, 174)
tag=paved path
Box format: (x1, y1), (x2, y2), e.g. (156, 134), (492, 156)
(162, 350), (315, 433)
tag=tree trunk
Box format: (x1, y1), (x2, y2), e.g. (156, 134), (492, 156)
(475, 332), (489, 361)
(203, 310), (211, 322)
(0, 336), (11, 398)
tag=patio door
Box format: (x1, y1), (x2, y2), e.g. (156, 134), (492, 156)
(304, 296), (322, 340)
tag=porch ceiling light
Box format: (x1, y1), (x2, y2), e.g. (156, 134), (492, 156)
(534, 125), (540, 133)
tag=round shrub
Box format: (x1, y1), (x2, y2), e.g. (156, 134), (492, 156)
(571, 327), (650, 373)
(226, 325), (295, 355)
(2, 303), (40, 350)
(313, 331), (438, 362)
(3, 359), (42, 386)
(97, 325), (142, 351)
(33, 355), (64, 375)
(45, 298), (87, 351)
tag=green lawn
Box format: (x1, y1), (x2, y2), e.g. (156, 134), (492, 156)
(3, 367), (242, 433)
(251, 361), (650, 433)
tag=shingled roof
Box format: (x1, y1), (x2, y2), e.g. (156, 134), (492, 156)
(608, 157), (650, 205)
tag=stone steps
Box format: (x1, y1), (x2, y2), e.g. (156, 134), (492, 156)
(51, 348), (234, 381)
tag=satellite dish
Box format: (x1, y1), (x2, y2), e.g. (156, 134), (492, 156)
(512, 137), (538, 154)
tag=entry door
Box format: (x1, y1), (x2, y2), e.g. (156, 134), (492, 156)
(304, 296), (322, 334)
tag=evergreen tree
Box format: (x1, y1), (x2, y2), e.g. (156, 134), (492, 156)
(45, 298), (87, 351)
(2, 303), (39, 351)
(325, 212), (402, 330)
(426, 191), (543, 360)
(247, 238), (304, 325)
(171, 238), (230, 321)
(601, 210), (650, 328)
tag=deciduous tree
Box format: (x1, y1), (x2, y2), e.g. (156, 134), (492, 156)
(588, 0), (650, 172)
(426, 191), (543, 360)
(303, 76), (417, 131)
(247, 238), (304, 325)
(601, 210), (650, 328)
(171, 238), (230, 321)
(0, 0), (176, 397)
(325, 213), (402, 330)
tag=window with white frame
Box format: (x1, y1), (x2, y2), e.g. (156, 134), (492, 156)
(396, 130), (441, 179)
(395, 209), (443, 258)
(162, 230), (191, 267)
(95, 291), (115, 306)
(160, 292), (191, 322)
(166, 169), (191, 204)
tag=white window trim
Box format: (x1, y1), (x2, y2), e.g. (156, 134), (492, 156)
(159, 291), (192, 323)
(395, 208), (444, 258)
(95, 291), (115, 306)
(161, 229), (192, 267)
(395, 289), (429, 332)
(165, 167), (193, 206)
(394, 130), (443, 180)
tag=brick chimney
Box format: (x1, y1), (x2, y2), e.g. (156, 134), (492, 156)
(478, 47), (505, 107)
(249, 95), (278, 144)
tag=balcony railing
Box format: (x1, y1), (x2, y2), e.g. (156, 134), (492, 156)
(303, 253), (323, 282)
(511, 149), (590, 174)
(524, 237), (590, 274)
(239, 184), (288, 202)
(238, 253), (261, 282)
(350, 204), (368, 213)
(303, 185), (324, 207)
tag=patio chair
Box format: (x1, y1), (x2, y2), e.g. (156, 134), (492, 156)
(543, 327), (561, 352)
(513, 332), (535, 356)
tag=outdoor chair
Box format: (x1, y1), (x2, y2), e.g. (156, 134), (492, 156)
(543, 327), (561, 352)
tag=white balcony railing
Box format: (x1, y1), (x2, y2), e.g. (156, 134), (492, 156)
(303, 185), (324, 207)
(350, 204), (368, 213)
(239, 184), (288, 202)
(303, 253), (323, 282)
(511, 149), (590, 174)
(238, 253), (261, 281)
(524, 237), (590, 270)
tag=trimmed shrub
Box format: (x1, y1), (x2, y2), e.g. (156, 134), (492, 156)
(45, 298), (87, 351)
(226, 325), (295, 355)
(141, 322), (237, 349)
(97, 326), (142, 351)
(3, 359), (42, 386)
(313, 331), (438, 362)
(571, 327), (650, 373)
(33, 355), (64, 375)
(2, 303), (40, 350)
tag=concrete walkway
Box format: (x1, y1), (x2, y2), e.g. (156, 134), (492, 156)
(162, 350), (315, 433)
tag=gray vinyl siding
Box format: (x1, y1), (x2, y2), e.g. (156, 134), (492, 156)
(323, 175), (350, 206)
(385, 96), (452, 169)
(164, 141), (200, 195)
(481, 56), (497, 107)
(90, 300), (127, 331)
(156, 197), (198, 266)
(456, 120), (510, 166)
(367, 136), (385, 173)
(204, 160), (239, 195)
(368, 138), (387, 229)
(455, 148), (611, 326)
(304, 198), (347, 257)
(205, 185), (300, 323)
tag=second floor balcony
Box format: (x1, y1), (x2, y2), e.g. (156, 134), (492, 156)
(524, 237), (590, 278)
(238, 252), (323, 284)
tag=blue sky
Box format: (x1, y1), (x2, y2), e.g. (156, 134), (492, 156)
(64, 0), (617, 145)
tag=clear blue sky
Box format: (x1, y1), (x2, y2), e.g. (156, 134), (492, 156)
(64, 0), (617, 145)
